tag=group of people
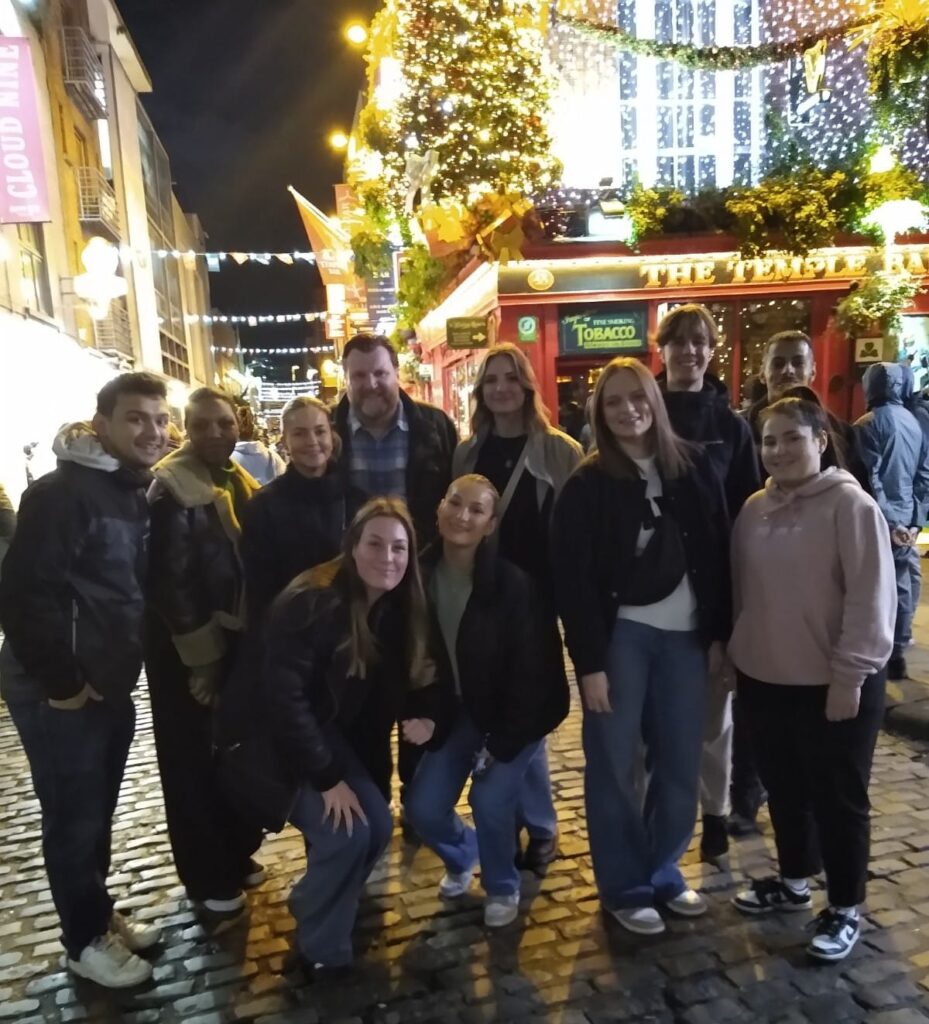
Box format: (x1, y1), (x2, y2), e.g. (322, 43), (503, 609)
(0, 313), (920, 991)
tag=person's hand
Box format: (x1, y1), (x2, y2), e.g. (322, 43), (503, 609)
(581, 672), (612, 713)
(892, 527), (913, 547)
(401, 718), (436, 746)
(321, 781), (368, 837)
(48, 682), (101, 711)
(825, 684), (861, 722)
(910, 527), (921, 545)
(189, 662), (222, 707)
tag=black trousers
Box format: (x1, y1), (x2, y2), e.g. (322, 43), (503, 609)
(737, 669), (886, 908)
(145, 628), (262, 901)
(731, 694), (766, 819)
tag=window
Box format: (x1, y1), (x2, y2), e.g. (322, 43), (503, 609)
(17, 223), (53, 316)
(73, 128), (89, 169)
(739, 299), (811, 400)
(160, 332), (190, 384)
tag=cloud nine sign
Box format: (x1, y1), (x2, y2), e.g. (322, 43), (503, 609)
(0, 39), (50, 224)
(559, 305), (648, 356)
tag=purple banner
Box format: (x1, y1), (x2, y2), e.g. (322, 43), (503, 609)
(0, 39), (50, 224)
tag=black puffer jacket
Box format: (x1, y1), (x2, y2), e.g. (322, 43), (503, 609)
(422, 544), (569, 763)
(657, 372), (760, 517)
(334, 389), (457, 548)
(146, 445), (260, 668)
(0, 424), (150, 701)
(552, 451), (731, 679)
(264, 560), (443, 794)
(240, 464), (356, 625)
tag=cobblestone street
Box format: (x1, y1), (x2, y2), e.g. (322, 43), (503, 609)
(3, 678), (929, 1024)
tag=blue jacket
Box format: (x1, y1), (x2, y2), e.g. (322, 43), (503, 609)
(855, 363), (929, 529)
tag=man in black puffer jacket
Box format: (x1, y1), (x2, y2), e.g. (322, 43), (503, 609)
(0, 373), (169, 989)
(655, 305), (761, 869)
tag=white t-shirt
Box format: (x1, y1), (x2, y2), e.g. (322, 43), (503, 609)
(617, 456), (698, 632)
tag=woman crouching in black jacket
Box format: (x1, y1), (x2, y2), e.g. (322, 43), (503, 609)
(264, 497), (441, 978)
(404, 474), (569, 929)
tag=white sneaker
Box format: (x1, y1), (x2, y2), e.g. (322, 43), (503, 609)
(438, 868), (474, 898)
(484, 893), (519, 928)
(68, 933), (153, 989)
(110, 911), (161, 953)
(200, 892), (246, 913)
(610, 907), (666, 935)
(665, 889), (708, 917)
(244, 859), (266, 888)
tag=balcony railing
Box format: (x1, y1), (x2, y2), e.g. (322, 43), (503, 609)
(62, 26), (107, 121)
(93, 297), (133, 357)
(77, 166), (121, 240)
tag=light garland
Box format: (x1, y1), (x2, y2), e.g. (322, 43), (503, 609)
(211, 345), (334, 356)
(180, 311), (328, 326)
(152, 250), (317, 265)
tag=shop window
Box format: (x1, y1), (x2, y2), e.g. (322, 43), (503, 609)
(658, 300), (735, 396)
(17, 223), (53, 317)
(900, 316), (929, 391)
(446, 355), (482, 439)
(739, 299), (811, 401)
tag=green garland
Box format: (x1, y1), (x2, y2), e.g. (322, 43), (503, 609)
(555, 13), (875, 70)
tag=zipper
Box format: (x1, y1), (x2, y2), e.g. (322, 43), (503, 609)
(71, 599), (78, 657)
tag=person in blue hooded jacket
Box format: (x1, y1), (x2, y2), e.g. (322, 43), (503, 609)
(854, 362), (929, 680)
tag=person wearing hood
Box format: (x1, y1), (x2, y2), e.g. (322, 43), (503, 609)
(144, 387), (264, 918)
(0, 373), (170, 989)
(730, 397), (895, 962)
(655, 304), (760, 868)
(231, 404), (286, 485)
(854, 362), (929, 681)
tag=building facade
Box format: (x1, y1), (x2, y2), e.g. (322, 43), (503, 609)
(0, 0), (214, 502)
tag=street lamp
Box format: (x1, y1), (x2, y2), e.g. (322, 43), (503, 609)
(329, 129), (349, 152)
(345, 21), (368, 46)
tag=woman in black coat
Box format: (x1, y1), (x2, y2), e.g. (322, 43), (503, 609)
(264, 497), (441, 978)
(404, 474), (569, 929)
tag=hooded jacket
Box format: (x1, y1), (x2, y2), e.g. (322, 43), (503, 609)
(729, 468), (895, 691)
(657, 372), (760, 517)
(231, 440), (286, 487)
(145, 444), (260, 669)
(0, 423), (150, 702)
(854, 362), (929, 529)
(334, 389), (457, 548)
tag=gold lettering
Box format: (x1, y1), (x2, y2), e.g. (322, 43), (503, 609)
(843, 253), (868, 275)
(752, 258), (776, 282)
(805, 256), (826, 277)
(640, 264), (662, 288)
(772, 257), (793, 281)
(822, 256), (839, 277)
(665, 262), (694, 286)
(884, 251), (905, 273)
(694, 261), (716, 284)
(906, 252), (926, 275)
(727, 260), (748, 283)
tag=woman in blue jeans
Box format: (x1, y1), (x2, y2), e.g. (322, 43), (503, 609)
(263, 498), (442, 978)
(405, 475), (569, 928)
(552, 358), (731, 936)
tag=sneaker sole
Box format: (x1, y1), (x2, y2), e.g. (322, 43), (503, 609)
(609, 911), (666, 936)
(68, 960), (153, 989)
(484, 912), (518, 928)
(806, 934), (859, 962)
(666, 901), (709, 918)
(733, 897), (812, 916)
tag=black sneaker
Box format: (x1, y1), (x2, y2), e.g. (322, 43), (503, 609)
(733, 876), (812, 915)
(700, 814), (729, 867)
(522, 834), (558, 876)
(807, 907), (860, 962)
(888, 655), (908, 681)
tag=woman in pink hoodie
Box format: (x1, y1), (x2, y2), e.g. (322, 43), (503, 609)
(729, 397), (895, 963)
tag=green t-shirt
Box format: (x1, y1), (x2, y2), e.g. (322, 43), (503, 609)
(430, 558), (473, 695)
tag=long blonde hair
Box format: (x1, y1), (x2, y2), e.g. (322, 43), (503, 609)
(471, 344), (551, 436)
(591, 358), (693, 480)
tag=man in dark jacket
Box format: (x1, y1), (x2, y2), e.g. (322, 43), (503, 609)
(855, 363), (929, 680)
(656, 304), (760, 868)
(0, 373), (169, 989)
(334, 333), (457, 550)
(145, 387), (264, 916)
(334, 333), (458, 796)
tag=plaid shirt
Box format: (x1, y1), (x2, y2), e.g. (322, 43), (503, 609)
(347, 402), (409, 501)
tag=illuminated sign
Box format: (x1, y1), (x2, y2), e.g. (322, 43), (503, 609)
(559, 305), (648, 356)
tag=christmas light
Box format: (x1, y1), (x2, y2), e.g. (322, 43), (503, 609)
(153, 249), (316, 265)
(184, 310), (328, 326)
(211, 344), (335, 355)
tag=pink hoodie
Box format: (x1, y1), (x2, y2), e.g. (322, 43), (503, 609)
(729, 468), (896, 690)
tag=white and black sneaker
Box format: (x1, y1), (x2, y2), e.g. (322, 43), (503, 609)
(807, 907), (860, 962)
(733, 876), (812, 915)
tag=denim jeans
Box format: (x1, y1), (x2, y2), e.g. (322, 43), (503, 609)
(517, 741), (558, 841)
(584, 619), (707, 909)
(287, 743), (393, 968)
(7, 694), (135, 958)
(405, 713), (545, 896)
(893, 543), (921, 657)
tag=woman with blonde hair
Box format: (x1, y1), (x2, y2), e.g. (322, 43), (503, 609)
(231, 404), (286, 485)
(454, 343), (581, 872)
(263, 497), (442, 978)
(552, 358), (730, 936)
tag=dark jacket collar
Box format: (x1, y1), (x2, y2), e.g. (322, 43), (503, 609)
(334, 388), (424, 435)
(656, 371), (730, 409)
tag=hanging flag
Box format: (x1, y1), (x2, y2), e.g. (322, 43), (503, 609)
(276, 253), (295, 265)
(230, 252), (249, 265)
(288, 185), (354, 286)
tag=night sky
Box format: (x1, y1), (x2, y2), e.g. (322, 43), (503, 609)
(117, 0), (380, 352)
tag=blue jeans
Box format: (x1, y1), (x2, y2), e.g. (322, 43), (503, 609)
(405, 713), (545, 896)
(517, 741), (558, 841)
(287, 745), (393, 968)
(6, 695), (136, 958)
(893, 543), (921, 657)
(583, 619), (707, 909)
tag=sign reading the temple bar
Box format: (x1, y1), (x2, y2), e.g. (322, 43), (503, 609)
(447, 316), (493, 349)
(0, 40), (50, 224)
(559, 305), (648, 356)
